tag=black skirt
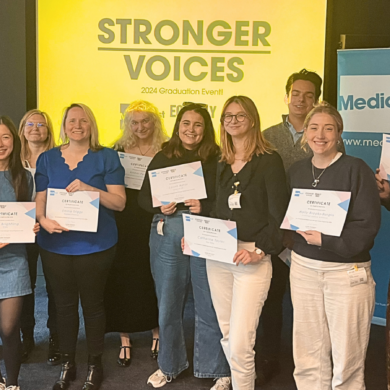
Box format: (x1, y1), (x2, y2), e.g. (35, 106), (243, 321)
(104, 188), (158, 333)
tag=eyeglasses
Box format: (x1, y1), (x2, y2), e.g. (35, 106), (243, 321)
(25, 121), (47, 128)
(222, 114), (247, 123)
(182, 102), (208, 109)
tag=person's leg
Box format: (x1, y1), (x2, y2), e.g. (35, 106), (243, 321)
(149, 214), (191, 378)
(227, 257), (272, 390)
(190, 257), (230, 379)
(20, 243), (39, 361)
(75, 246), (115, 357)
(40, 248), (79, 357)
(290, 255), (332, 390)
(0, 297), (24, 386)
(257, 255), (289, 382)
(205, 260), (234, 366)
(324, 265), (375, 390)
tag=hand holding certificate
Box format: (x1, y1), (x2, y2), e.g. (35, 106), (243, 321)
(182, 214), (237, 264)
(46, 189), (100, 232)
(149, 161), (207, 207)
(0, 202), (36, 243)
(118, 152), (152, 190)
(281, 189), (351, 237)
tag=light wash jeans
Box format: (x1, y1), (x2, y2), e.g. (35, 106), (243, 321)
(291, 251), (375, 390)
(150, 211), (230, 378)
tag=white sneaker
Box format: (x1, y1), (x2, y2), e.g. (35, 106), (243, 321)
(211, 377), (231, 390)
(147, 369), (173, 388)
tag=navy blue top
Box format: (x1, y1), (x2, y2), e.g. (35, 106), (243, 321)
(35, 147), (125, 255)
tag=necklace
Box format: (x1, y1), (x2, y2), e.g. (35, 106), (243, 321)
(311, 164), (328, 187)
(137, 144), (152, 156)
(311, 153), (341, 187)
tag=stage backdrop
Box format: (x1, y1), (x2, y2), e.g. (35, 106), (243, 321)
(338, 48), (390, 325)
(37, 0), (327, 145)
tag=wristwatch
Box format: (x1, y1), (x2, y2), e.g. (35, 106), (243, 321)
(254, 248), (262, 255)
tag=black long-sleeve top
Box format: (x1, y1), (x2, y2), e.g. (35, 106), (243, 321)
(211, 152), (289, 255)
(288, 154), (381, 263)
(138, 149), (218, 217)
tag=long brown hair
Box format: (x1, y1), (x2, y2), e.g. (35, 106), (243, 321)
(18, 109), (55, 163)
(162, 103), (219, 162)
(0, 116), (30, 201)
(219, 96), (274, 164)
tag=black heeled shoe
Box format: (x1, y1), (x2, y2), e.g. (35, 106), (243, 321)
(47, 334), (61, 366)
(82, 354), (103, 390)
(52, 354), (76, 390)
(117, 346), (131, 367)
(151, 338), (159, 359)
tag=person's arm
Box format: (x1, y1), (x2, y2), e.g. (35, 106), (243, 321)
(65, 181), (125, 211)
(375, 168), (390, 210)
(138, 152), (170, 214)
(255, 153), (289, 255)
(320, 160), (381, 258)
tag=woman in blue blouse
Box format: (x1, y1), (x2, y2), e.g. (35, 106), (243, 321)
(35, 104), (126, 390)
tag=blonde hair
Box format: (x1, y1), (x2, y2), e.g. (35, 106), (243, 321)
(59, 103), (102, 151)
(18, 109), (55, 163)
(220, 96), (274, 164)
(301, 101), (343, 151)
(115, 100), (168, 153)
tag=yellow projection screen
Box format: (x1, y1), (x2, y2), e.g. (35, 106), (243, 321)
(37, 0), (327, 146)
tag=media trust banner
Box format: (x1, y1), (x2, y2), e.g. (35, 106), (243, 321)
(338, 49), (390, 325)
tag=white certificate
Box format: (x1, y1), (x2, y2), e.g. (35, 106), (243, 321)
(0, 202), (36, 243)
(149, 161), (207, 207)
(118, 152), (152, 190)
(46, 189), (100, 232)
(182, 214), (237, 264)
(281, 189), (351, 237)
(379, 134), (390, 180)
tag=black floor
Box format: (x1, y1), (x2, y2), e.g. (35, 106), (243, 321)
(1, 282), (386, 390)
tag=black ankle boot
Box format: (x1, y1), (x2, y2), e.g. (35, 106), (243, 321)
(21, 332), (35, 363)
(82, 354), (103, 390)
(47, 334), (61, 366)
(52, 354), (76, 390)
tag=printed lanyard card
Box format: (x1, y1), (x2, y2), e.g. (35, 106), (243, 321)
(347, 266), (367, 287)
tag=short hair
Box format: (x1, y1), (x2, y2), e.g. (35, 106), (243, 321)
(115, 100), (168, 154)
(301, 101), (343, 151)
(285, 69), (322, 102)
(219, 96), (274, 164)
(60, 103), (102, 151)
(162, 103), (220, 162)
(0, 116), (30, 200)
(18, 109), (56, 163)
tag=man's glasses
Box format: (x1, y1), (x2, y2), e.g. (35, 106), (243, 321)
(222, 114), (247, 123)
(25, 122), (47, 128)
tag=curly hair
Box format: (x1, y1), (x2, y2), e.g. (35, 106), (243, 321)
(115, 100), (168, 153)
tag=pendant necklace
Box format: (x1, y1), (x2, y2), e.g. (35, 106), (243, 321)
(311, 153), (341, 187)
(137, 145), (152, 156)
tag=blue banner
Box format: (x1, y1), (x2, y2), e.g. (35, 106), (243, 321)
(338, 49), (390, 325)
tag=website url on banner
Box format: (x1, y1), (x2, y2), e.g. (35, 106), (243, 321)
(343, 139), (383, 147)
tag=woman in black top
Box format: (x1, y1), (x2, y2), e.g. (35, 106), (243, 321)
(139, 104), (230, 389)
(206, 96), (288, 390)
(287, 102), (380, 390)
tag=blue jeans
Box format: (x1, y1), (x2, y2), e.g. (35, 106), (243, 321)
(150, 211), (230, 378)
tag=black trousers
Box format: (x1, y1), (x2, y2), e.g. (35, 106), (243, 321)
(40, 246), (115, 356)
(259, 254), (290, 361)
(20, 243), (57, 337)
